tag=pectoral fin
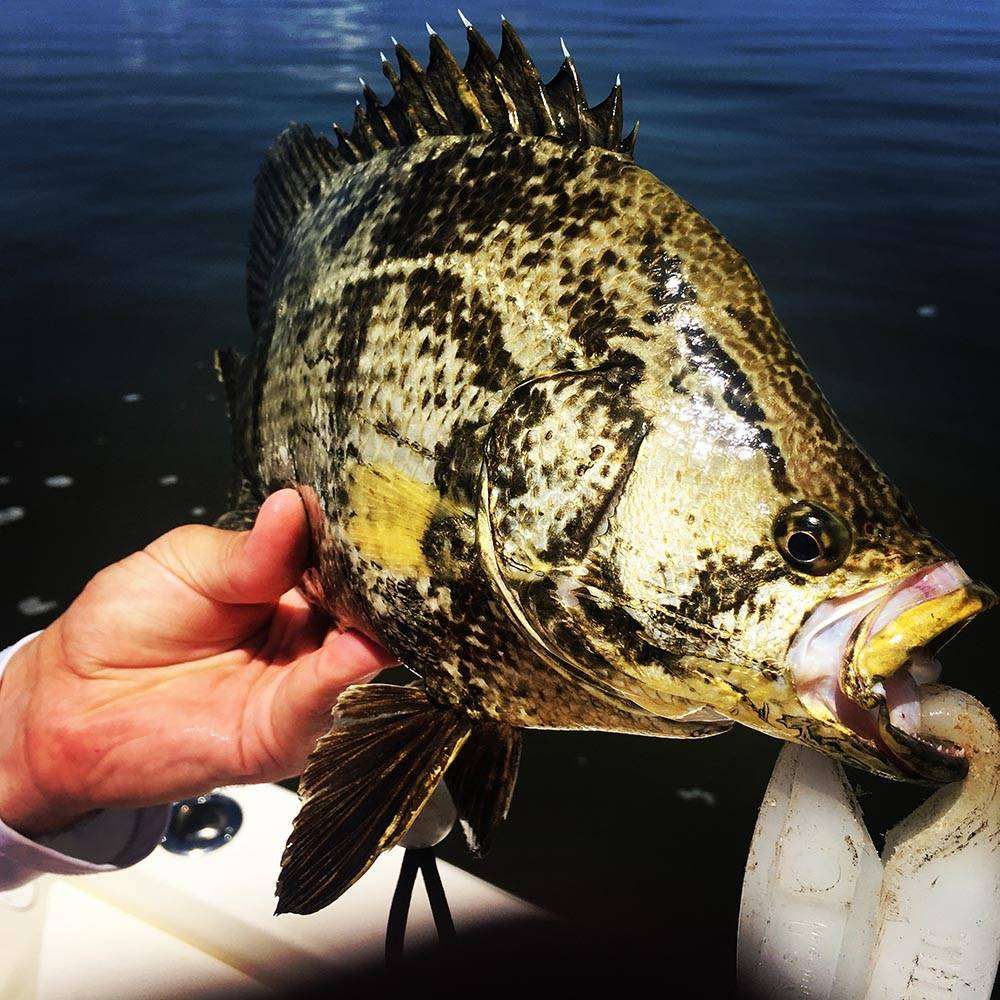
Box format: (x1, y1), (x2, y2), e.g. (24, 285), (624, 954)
(480, 361), (648, 581)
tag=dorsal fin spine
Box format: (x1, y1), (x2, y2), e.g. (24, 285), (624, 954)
(496, 17), (557, 136)
(363, 85), (400, 148)
(589, 80), (623, 149)
(427, 32), (491, 133)
(621, 119), (640, 156)
(395, 42), (449, 132)
(344, 19), (635, 160)
(351, 105), (379, 157)
(332, 122), (361, 163)
(247, 21), (638, 338)
(381, 59), (429, 140)
(461, 24), (513, 132)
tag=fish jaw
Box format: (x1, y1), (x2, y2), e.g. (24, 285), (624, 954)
(843, 564), (994, 705)
(787, 560), (996, 783)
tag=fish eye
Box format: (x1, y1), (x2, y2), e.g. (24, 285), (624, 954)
(773, 501), (852, 576)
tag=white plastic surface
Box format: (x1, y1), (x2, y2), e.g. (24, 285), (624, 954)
(737, 744), (882, 999)
(865, 690), (1000, 999)
(7, 782), (541, 999)
(738, 690), (1000, 1000)
(1, 878), (50, 1000)
(399, 779), (458, 848)
(39, 882), (267, 1000)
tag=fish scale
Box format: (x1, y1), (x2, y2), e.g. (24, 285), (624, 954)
(212, 18), (994, 916)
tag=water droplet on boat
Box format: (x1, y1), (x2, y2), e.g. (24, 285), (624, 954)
(916, 304), (938, 318)
(122, 392), (142, 403)
(159, 474), (179, 486)
(44, 475), (73, 488)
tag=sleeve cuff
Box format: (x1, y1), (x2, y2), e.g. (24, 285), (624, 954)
(0, 804), (171, 890)
(0, 633), (171, 890)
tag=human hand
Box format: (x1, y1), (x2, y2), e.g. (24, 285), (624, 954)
(0, 489), (394, 836)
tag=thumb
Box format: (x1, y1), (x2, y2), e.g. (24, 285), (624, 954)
(146, 489), (310, 606)
(265, 629), (398, 777)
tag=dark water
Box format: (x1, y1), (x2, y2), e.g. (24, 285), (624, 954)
(2, 0), (999, 988)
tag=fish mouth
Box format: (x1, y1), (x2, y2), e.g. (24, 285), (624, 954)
(788, 561), (996, 782)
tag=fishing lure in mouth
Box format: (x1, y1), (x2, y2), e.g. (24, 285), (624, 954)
(212, 15), (996, 915)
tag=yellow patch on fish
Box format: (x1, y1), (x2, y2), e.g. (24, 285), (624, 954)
(346, 463), (465, 575)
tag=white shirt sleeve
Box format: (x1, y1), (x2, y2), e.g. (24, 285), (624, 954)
(0, 633), (171, 890)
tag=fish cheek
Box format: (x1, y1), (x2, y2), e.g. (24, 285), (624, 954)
(477, 362), (648, 659)
(609, 413), (793, 656)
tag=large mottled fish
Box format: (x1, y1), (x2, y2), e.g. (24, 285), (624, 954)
(214, 18), (996, 914)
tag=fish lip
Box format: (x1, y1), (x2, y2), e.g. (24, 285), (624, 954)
(875, 700), (968, 783)
(840, 562), (996, 710)
(789, 560), (995, 783)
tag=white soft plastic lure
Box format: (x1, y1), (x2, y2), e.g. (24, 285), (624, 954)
(739, 687), (1000, 999)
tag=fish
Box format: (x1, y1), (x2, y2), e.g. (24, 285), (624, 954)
(213, 17), (997, 915)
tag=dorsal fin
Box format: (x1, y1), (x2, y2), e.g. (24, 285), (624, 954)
(246, 123), (342, 333)
(247, 18), (635, 339)
(495, 18), (557, 136)
(338, 16), (633, 162)
(334, 11), (634, 163)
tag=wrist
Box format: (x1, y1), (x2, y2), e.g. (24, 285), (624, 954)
(0, 629), (85, 836)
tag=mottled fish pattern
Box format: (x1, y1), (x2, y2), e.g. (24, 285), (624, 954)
(214, 18), (990, 915)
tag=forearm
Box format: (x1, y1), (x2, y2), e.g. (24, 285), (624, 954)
(0, 631), (49, 834)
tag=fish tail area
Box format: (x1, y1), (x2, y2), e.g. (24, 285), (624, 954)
(214, 346), (246, 421)
(276, 684), (473, 915)
(445, 721), (522, 857)
(219, 126), (343, 520)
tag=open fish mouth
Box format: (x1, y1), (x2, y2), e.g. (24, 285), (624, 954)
(788, 561), (996, 782)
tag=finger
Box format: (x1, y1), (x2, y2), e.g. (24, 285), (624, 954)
(266, 630), (398, 772)
(65, 496), (311, 669)
(146, 489), (309, 606)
